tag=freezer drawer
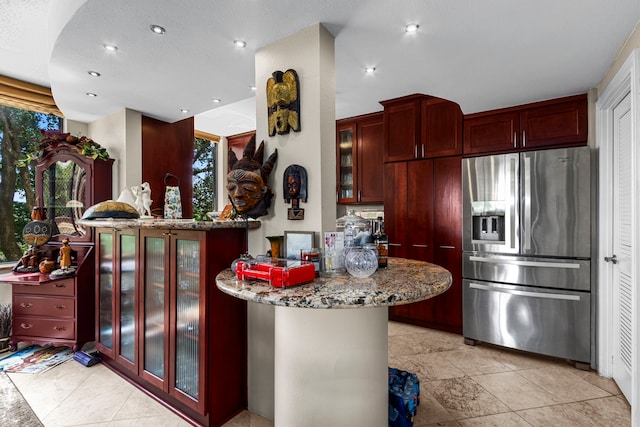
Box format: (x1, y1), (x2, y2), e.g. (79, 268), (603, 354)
(463, 279), (590, 363)
(463, 253), (591, 291)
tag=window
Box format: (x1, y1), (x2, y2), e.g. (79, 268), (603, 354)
(0, 105), (62, 262)
(192, 136), (217, 221)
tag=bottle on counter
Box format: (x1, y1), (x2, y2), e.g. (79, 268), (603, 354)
(374, 216), (388, 268)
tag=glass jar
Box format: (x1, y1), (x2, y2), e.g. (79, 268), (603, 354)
(336, 209), (369, 248)
(344, 246), (378, 278)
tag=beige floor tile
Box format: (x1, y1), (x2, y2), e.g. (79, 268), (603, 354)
(427, 376), (510, 420)
(388, 321), (432, 336)
(41, 383), (134, 426)
(441, 346), (512, 376)
(472, 371), (560, 410)
(517, 365), (612, 403)
(389, 331), (464, 357)
(391, 352), (466, 381)
(517, 396), (631, 427)
(112, 387), (187, 422)
(458, 411), (533, 426)
(412, 390), (455, 426)
(576, 369), (624, 396)
(221, 409), (274, 427)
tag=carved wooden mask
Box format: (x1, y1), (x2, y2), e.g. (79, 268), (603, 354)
(267, 69), (300, 136)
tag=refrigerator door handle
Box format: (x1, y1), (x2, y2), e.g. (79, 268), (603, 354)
(469, 282), (581, 301)
(523, 155), (531, 250)
(509, 156), (518, 250)
(469, 255), (581, 269)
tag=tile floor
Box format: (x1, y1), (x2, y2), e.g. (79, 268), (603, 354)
(5, 321), (632, 426)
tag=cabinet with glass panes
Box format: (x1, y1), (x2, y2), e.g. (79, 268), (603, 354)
(336, 112), (384, 204)
(94, 225), (247, 426)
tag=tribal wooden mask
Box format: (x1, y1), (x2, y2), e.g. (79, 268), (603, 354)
(267, 69), (300, 136)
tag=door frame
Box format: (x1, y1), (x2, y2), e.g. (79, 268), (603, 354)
(596, 48), (640, 421)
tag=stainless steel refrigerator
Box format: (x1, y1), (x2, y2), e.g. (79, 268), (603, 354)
(462, 146), (591, 365)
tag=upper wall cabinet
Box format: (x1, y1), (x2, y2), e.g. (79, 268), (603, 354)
(463, 94), (588, 156)
(337, 112), (384, 204)
(380, 94), (463, 162)
(36, 142), (114, 243)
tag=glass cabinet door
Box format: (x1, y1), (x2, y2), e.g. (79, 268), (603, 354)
(174, 238), (201, 400)
(337, 123), (357, 203)
(118, 233), (137, 364)
(97, 231), (114, 355)
(142, 233), (167, 385)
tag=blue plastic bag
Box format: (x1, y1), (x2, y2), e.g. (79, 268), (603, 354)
(388, 367), (420, 427)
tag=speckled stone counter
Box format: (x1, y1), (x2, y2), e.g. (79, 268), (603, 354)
(215, 257), (452, 309)
(217, 257), (452, 427)
(77, 217), (261, 230)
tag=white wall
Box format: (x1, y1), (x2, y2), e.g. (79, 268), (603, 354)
(87, 108), (142, 198)
(246, 23), (336, 419)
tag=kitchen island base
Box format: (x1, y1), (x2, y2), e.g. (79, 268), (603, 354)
(275, 306), (388, 427)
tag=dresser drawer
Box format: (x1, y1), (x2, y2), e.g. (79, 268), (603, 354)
(13, 316), (75, 339)
(13, 295), (75, 318)
(12, 278), (75, 297)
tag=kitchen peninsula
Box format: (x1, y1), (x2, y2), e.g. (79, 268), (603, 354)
(78, 217), (258, 427)
(216, 258), (452, 427)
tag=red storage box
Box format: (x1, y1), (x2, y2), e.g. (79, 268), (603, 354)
(236, 258), (316, 288)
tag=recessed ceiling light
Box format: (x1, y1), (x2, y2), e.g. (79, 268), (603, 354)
(150, 24), (166, 35)
(88, 71), (101, 77)
(233, 40), (247, 48)
(405, 23), (419, 33)
(212, 98), (221, 103)
(180, 109), (189, 114)
(103, 43), (118, 52)
(365, 67), (376, 74)
(86, 92), (98, 97)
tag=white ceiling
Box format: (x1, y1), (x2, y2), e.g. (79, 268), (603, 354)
(1, 0), (639, 137)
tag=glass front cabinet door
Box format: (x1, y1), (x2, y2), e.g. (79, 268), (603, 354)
(95, 228), (138, 373)
(139, 229), (206, 414)
(337, 122), (357, 203)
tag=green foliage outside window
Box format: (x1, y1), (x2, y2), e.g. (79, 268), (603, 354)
(192, 137), (217, 221)
(0, 105), (61, 262)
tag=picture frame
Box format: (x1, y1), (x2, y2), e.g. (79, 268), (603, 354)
(284, 231), (315, 260)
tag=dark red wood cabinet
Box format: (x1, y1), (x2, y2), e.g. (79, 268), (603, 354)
(463, 94), (588, 156)
(2, 143), (113, 351)
(95, 226), (247, 427)
(337, 112), (384, 204)
(380, 94), (463, 162)
(385, 157), (463, 334)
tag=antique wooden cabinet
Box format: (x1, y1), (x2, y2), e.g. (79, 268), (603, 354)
(336, 112), (384, 204)
(94, 224), (248, 427)
(1, 142), (113, 351)
(463, 93), (588, 156)
(384, 157), (462, 334)
(380, 94), (463, 162)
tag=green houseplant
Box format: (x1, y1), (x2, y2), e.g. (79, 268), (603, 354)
(0, 303), (11, 353)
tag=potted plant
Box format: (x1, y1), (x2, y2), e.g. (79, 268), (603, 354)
(0, 304), (11, 353)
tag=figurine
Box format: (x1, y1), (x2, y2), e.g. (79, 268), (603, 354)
(59, 238), (72, 270)
(131, 182), (153, 217)
(227, 136), (278, 219)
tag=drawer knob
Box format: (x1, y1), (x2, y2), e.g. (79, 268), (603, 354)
(20, 323), (33, 329)
(54, 305), (67, 310)
(54, 283), (67, 288)
(20, 302), (33, 308)
(53, 326), (66, 331)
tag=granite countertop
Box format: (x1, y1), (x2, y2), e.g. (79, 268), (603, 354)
(77, 218), (260, 230)
(215, 257), (452, 309)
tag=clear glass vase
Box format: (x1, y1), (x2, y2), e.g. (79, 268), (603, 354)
(344, 247), (378, 278)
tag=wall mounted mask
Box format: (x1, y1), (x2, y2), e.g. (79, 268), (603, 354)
(227, 135), (278, 219)
(267, 69), (300, 136)
(283, 164), (307, 220)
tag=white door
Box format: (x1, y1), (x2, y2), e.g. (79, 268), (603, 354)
(609, 92), (633, 401)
